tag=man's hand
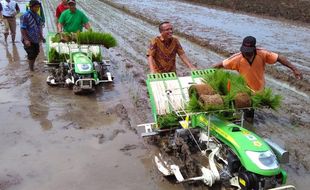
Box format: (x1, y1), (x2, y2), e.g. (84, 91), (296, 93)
(293, 69), (303, 80)
(24, 40), (31, 47)
(189, 65), (197, 70)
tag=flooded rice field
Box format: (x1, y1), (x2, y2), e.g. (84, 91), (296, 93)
(0, 0), (309, 189)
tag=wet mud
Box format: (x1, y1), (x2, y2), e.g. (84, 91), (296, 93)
(101, 0), (310, 94)
(0, 0), (309, 190)
(179, 0), (310, 23)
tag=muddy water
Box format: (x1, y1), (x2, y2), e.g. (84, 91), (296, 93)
(0, 0), (309, 190)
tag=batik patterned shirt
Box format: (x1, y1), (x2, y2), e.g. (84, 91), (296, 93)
(147, 36), (185, 73)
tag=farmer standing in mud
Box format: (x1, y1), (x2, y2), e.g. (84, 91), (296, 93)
(0, 0), (20, 44)
(57, 0), (90, 33)
(55, 0), (69, 21)
(20, 0), (45, 71)
(213, 36), (303, 92)
(147, 21), (196, 73)
(26, 0), (45, 28)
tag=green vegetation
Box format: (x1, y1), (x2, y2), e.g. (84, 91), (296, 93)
(77, 30), (117, 48)
(251, 88), (282, 110)
(203, 70), (251, 96)
(187, 70), (282, 111)
(157, 113), (180, 128)
(48, 48), (69, 63)
(156, 70), (282, 127)
(51, 31), (117, 49)
(48, 47), (102, 63)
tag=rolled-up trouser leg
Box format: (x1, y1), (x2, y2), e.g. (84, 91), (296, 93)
(28, 59), (35, 71)
(7, 17), (16, 43)
(3, 18), (10, 43)
(244, 108), (255, 124)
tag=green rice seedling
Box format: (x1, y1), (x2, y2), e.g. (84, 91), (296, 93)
(187, 92), (205, 112)
(48, 48), (70, 63)
(51, 33), (61, 43)
(92, 53), (102, 62)
(76, 31), (117, 48)
(203, 70), (250, 96)
(157, 113), (180, 128)
(251, 88), (282, 110)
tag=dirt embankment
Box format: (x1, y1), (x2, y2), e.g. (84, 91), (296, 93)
(180, 0), (310, 23)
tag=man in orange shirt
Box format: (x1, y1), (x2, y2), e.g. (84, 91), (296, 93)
(147, 21), (196, 73)
(213, 36), (302, 92)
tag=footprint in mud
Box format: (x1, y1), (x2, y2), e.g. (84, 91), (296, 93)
(0, 173), (22, 189)
(138, 78), (146, 86)
(125, 63), (134, 69)
(113, 104), (137, 134)
(93, 133), (105, 144)
(114, 104), (129, 121)
(109, 129), (126, 141)
(120, 144), (138, 156)
(132, 70), (141, 78)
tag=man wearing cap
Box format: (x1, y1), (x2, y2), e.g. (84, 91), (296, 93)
(213, 36), (302, 92)
(20, 0), (45, 71)
(57, 0), (90, 33)
(0, 0), (20, 44)
(147, 21), (196, 73)
(25, 0), (45, 28)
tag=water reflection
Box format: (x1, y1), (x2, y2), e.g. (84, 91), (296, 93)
(5, 44), (20, 66)
(28, 75), (53, 130)
(28, 45), (53, 130)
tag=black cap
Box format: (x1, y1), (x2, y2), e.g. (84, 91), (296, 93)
(29, 0), (40, 7)
(240, 36), (256, 53)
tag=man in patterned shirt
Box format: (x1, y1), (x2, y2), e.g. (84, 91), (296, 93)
(20, 0), (45, 71)
(147, 21), (195, 73)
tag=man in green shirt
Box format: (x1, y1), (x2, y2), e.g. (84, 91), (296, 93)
(57, 0), (90, 33)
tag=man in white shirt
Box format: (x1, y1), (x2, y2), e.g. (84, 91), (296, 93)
(0, 0), (20, 44)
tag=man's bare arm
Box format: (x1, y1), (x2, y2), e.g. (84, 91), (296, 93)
(212, 62), (224, 68)
(277, 55), (303, 80)
(57, 22), (63, 33)
(147, 55), (156, 73)
(179, 53), (196, 70)
(84, 22), (91, 30)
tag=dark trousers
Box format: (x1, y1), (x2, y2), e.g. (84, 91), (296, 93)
(23, 42), (40, 60)
(244, 108), (255, 124)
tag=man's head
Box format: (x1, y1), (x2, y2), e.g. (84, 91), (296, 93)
(62, 0), (68, 5)
(240, 36), (256, 60)
(159, 21), (173, 40)
(67, 0), (76, 11)
(29, 0), (41, 12)
(240, 36), (256, 53)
